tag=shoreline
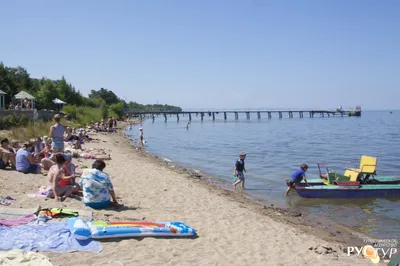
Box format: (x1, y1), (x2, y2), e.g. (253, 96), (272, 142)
(0, 122), (374, 265)
(123, 126), (368, 248)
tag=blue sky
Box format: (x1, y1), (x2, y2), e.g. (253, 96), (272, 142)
(1, 0), (399, 110)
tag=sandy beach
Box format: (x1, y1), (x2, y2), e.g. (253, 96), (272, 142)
(0, 128), (371, 266)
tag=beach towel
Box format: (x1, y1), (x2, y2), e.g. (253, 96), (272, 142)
(0, 249), (53, 266)
(0, 214), (36, 227)
(0, 207), (39, 220)
(0, 222), (103, 253)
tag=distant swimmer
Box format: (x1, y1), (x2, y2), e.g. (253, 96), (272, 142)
(186, 122), (190, 129)
(233, 152), (247, 190)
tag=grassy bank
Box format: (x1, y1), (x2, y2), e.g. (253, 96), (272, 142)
(0, 119), (76, 141)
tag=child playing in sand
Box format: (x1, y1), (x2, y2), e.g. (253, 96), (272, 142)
(233, 152), (247, 190)
(285, 164), (309, 196)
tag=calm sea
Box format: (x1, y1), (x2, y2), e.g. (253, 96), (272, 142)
(126, 110), (400, 239)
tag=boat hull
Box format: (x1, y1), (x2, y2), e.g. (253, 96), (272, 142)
(295, 187), (400, 198)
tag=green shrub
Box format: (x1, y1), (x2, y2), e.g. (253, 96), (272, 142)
(0, 114), (30, 130)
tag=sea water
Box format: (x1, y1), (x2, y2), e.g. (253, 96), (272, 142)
(125, 111), (400, 239)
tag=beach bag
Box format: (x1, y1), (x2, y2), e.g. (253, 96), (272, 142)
(35, 208), (79, 218)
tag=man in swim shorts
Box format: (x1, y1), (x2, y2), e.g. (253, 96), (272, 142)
(233, 152), (246, 190)
(286, 164), (309, 196)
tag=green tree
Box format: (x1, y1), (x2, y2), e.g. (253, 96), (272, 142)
(89, 88), (120, 105)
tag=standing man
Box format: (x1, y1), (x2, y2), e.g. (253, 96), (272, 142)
(139, 128), (144, 146)
(233, 152), (246, 190)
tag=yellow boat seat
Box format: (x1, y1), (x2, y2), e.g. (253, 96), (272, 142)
(344, 170), (360, 182)
(345, 155), (377, 182)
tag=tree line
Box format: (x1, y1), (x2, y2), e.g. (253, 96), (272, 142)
(0, 62), (182, 119)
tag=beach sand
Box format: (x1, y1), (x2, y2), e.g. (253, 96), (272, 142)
(0, 130), (372, 266)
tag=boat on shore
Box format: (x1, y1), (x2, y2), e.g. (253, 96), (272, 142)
(287, 155), (400, 198)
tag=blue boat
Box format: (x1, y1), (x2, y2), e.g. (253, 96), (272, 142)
(287, 155), (400, 198)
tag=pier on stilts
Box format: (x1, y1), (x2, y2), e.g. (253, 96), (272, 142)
(126, 108), (361, 122)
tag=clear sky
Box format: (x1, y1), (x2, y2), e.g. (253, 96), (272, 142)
(1, 0), (399, 110)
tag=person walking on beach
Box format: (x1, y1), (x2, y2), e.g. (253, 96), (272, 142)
(49, 114), (65, 153)
(233, 152), (246, 190)
(285, 164), (309, 196)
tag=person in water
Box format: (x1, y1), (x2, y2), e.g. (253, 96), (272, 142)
(139, 128), (144, 146)
(233, 152), (247, 190)
(285, 164), (309, 196)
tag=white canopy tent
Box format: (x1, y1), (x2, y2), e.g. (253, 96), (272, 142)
(0, 89), (6, 109)
(14, 91), (35, 110)
(53, 98), (66, 111)
(52, 98), (66, 104)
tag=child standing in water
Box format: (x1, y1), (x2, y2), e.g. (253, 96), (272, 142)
(286, 164), (309, 196)
(233, 152), (246, 190)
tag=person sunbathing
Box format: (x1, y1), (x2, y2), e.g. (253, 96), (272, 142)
(0, 138), (16, 168)
(62, 153), (80, 192)
(48, 154), (75, 201)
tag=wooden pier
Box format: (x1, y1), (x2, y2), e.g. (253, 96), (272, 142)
(125, 108), (361, 122)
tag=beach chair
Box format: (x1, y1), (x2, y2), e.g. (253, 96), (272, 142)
(345, 155), (377, 182)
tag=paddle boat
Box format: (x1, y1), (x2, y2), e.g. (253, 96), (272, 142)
(287, 155), (400, 198)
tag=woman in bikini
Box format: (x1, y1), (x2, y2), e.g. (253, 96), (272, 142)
(48, 154), (76, 201)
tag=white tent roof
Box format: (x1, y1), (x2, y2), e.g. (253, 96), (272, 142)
(0, 89), (6, 95)
(15, 91), (35, 99)
(53, 98), (66, 104)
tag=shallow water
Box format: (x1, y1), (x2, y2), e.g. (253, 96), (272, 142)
(126, 110), (400, 239)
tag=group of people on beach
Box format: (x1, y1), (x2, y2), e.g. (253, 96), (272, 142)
(232, 152), (309, 196)
(90, 117), (118, 133)
(0, 114), (120, 209)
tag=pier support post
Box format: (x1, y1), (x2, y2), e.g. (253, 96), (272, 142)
(299, 111), (303, 118)
(310, 111), (313, 118)
(321, 112), (324, 117)
(176, 113), (179, 122)
(189, 113), (192, 121)
(212, 112), (215, 120)
(201, 112), (204, 121)
(279, 112), (282, 119)
(164, 113), (167, 122)
(235, 112), (238, 120)
(246, 112), (250, 119)
(268, 112), (271, 119)
(289, 111), (293, 118)
(257, 112), (261, 119)
(224, 112), (227, 120)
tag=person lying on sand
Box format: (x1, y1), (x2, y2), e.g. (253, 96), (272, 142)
(48, 154), (76, 201)
(16, 141), (41, 174)
(79, 160), (118, 209)
(286, 164), (309, 196)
